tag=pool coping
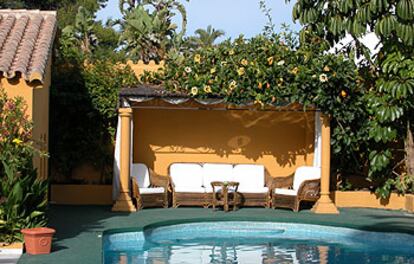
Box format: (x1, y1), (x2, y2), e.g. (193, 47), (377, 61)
(103, 213), (414, 236)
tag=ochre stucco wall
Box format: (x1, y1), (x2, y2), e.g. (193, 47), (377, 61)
(31, 54), (52, 180)
(1, 54), (51, 180)
(133, 108), (315, 177)
(1, 77), (34, 118)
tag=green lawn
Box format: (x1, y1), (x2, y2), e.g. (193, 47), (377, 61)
(18, 205), (414, 264)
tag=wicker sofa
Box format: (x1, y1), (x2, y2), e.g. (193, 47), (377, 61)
(272, 166), (321, 212)
(169, 163), (274, 208)
(130, 163), (169, 210)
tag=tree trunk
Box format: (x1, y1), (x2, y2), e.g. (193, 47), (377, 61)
(406, 122), (414, 176)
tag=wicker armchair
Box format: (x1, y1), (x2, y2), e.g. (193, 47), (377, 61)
(272, 166), (321, 212)
(130, 163), (169, 210)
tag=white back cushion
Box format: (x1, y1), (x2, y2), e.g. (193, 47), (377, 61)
(170, 163), (203, 188)
(293, 166), (321, 191)
(203, 163), (234, 187)
(232, 164), (265, 189)
(131, 163), (151, 188)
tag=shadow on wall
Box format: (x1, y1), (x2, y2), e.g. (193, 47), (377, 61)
(133, 108), (315, 176)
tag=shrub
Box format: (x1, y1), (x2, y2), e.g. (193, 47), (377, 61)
(144, 33), (370, 189)
(49, 60), (138, 183)
(0, 88), (48, 243)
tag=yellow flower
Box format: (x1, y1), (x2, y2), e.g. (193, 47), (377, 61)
(323, 66), (331, 72)
(319, 74), (328, 83)
(229, 80), (237, 90)
(267, 57), (274, 65)
(277, 78), (284, 87)
(220, 61), (227, 66)
(341, 90), (348, 98)
(241, 59), (248, 66)
(210, 67), (216, 74)
(12, 138), (23, 145)
(204, 85), (212, 93)
(194, 54), (201, 63)
(190, 87), (198, 96)
(255, 100), (264, 107)
(229, 49), (235, 55)
(185, 67), (192, 73)
(277, 60), (285, 66)
(258, 82), (263, 89)
(291, 67), (299, 75)
(237, 67), (245, 76)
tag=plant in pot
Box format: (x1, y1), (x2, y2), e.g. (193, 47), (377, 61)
(0, 88), (51, 254)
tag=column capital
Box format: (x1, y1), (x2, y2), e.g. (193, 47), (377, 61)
(119, 107), (133, 117)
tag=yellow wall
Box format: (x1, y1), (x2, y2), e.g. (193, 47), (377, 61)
(1, 77), (34, 118)
(31, 54), (52, 180)
(333, 191), (407, 210)
(127, 60), (164, 79)
(133, 108), (315, 177)
(1, 54), (51, 179)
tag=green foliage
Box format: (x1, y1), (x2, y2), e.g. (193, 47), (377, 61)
(0, 88), (48, 243)
(49, 59), (138, 183)
(61, 6), (98, 55)
(144, 32), (368, 179)
(290, 0), (414, 197)
(84, 61), (138, 134)
(259, 0), (276, 37)
(119, 0), (189, 62)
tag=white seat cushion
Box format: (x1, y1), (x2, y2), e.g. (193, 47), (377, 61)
(174, 186), (206, 193)
(274, 188), (298, 196)
(202, 163), (234, 188)
(140, 187), (165, 194)
(205, 186), (237, 193)
(293, 166), (321, 191)
(238, 186), (269, 193)
(232, 164), (265, 190)
(170, 163), (203, 188)
(131, 163), (151, 188)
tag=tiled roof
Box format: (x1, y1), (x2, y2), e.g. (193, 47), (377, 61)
(0, 9), (57, 83)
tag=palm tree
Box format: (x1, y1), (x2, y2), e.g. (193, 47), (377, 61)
(61, 6), (98, 54)
(119, 0), (188, 62)
(193, 25), (225, 47)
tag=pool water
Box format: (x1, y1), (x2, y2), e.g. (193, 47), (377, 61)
(104, 222), (414, 264)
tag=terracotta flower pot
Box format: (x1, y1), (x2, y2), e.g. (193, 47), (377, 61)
(21, 227), (55, 255)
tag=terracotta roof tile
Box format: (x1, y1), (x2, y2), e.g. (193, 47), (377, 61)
(0, 9), (57, 83)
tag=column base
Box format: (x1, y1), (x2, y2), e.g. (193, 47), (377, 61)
(112, 193), (136, 212)
(312, 194), (339, 214)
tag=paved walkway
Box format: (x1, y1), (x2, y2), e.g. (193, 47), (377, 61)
(18, 206), (414, 264)
(0, 255), (20, 264)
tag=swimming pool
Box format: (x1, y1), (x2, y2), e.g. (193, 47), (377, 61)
(103, 221), (414, 263)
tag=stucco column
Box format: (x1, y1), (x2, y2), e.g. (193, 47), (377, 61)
(112, 108), (136, 212)
(312, 114), (339, 214)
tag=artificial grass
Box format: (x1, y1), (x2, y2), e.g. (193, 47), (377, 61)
(18, 206), (414, 264)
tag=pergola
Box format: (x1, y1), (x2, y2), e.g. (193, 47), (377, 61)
(112, 85), (339, 214)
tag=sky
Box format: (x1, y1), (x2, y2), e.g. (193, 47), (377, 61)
(96, 0), (301, 39)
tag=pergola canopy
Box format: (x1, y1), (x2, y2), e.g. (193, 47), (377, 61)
(120, 85), (318, 112)
(113, 84), (338, 214)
